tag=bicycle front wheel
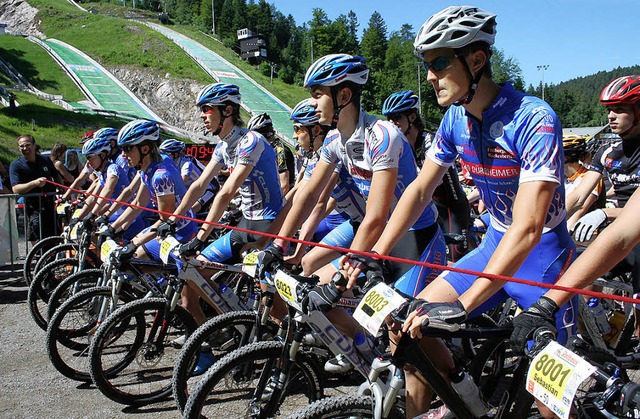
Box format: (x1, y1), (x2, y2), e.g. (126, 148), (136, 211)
(89, 297), (197, 406)
(184, 340), (324, 419)
(23, 236), (64, 286)
(287, 395), (405, 419)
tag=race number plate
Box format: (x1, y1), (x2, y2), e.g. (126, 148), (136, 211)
(159, 236), (180, 264)
(526, 340), (597, 419)
(353, 283), (406, 335)
(72, 208), (83, 219)
(242, 252), (260, 278)
(69, 224), (80, 241)
(274, 271), (300, 309)
(56, 203), (70, 215)
(100, 239), (119, 263)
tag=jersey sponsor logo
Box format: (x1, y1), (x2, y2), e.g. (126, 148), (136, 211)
(487, 146), (514, 160)
(537, 125), (555, 134)
(462, 161), (520, 178)
(489, 121), (504, 139)
(604, 157), (623, 170)
(350, 165), (372, 179)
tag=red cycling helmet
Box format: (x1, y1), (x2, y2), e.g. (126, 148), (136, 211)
(600, 75), (640, 127)
(81, 130), (95, 144)
(600, 75), (640, 105)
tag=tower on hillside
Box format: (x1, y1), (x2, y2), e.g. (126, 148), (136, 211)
(237, 28), (267, 64)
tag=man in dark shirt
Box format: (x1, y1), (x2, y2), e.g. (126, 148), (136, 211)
(9, 134), (61, 242)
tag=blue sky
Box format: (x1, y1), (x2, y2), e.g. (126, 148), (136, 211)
(273, 0), (640, 87)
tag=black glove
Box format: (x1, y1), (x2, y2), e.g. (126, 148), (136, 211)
(304, 281), (342, 313)
(81, 215), (95, 232)
(117, 242), (137, 264)
(414, 299), (468, 326)
(97, 224), (117, 250)
(342, 252), (389, 287)
(256, 243), (284, 281)
(94, 215), (109, 227)
(68, 217), (80, 228)
(510, 296), (558, 354)
(156, 220), (176, 238)
(178, 237), (204, 257)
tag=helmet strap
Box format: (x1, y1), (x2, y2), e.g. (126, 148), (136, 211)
(211, 106), (228, 136)
(453, 51), (485, 106)
(329, 86), (357, 129)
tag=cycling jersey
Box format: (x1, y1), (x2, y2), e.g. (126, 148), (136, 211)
(211, 126), (284, 220)
(100, 160), (145, 240)
(115, 154), (136, 181)
(320, 110), (438, 229)
(304, 153), (366, 224)
(271, 138), (296, 188)
(177, 155), (207, 187)
(588, 137), (640, 207)
(139, 158), (195, 238)
(428, 82), (566, 233)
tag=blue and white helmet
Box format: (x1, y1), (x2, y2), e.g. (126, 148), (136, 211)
(82, 128), (117, 157)
(382, 90), (420, 116)
(303, 54), (369, 88)
(196, 83), (242, 107)
(159, 138), (186, 154)
(290, 99), (320, 126)
(117, 119), (160, 146)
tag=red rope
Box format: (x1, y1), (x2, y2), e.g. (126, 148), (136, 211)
(46, 179), (640, 305)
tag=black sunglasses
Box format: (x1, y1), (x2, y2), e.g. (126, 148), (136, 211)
(200, 105), (217, 114)
(121, 145), (135, 153)
(387, 113), (407, 123)
(422, 54), (455, 73)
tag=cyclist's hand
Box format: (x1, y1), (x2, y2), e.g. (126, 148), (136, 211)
(156, 220), (176, 239)
(177, 237), (204, 258)
(256, 243), (284, 281)
(68, 217), (80, 229)
(94, 215), (109, 228)
(304, 282), (342, 313)
(510, 296), (558, 354)
(572, 209), (606, 242)
(340, 252), (386, 289)
(81, 215), (94, 232)
(117, 242), (137, 264)
(402, 299), (467, 339)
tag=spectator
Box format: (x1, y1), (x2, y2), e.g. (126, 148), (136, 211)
(0, 161), (12, 194)
(9, 134), (61, 243)
(50, 142), (75, 185)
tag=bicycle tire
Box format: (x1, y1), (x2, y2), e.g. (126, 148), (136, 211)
(286, 395), (405, 419)
(173, 310), (278, 413)
(34, 243), (100, 280)
(23, 236), (63, 286)
(28, 257), (80, 330)
(184, 340), (324, 419)
(89, 297), (197, 406)
(46, 286), (137, 381)
(46, 269), (103, 320)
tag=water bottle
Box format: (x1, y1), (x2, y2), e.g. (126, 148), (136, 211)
(354, 332), (377, 364)
(449, 370), (489, 417)
(219, 283), (242, 309)
(586, 297), (611, 335)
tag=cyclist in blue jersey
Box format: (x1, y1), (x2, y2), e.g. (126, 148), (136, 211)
(159, 83), (284, 325)
(68, 128), (145, 240)
(348, 7), (576, 418)
(382, 90), (472, 263)
(106, 119), (197, 264)
(159, 138), (219, 213)
(268, 54), (446, 295)
(281, 99), (367, 275)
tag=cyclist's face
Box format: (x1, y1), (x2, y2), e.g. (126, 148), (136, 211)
(293, 124), (311, 151)
(309, 86), (333, 125)
(606, 104), (636, 136)
(422, 48), (466, 107)
(388, 113), (410, 133)
(200, 104), (220, 133)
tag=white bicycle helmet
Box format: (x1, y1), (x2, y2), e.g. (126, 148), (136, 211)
(414, 6), (497, 54)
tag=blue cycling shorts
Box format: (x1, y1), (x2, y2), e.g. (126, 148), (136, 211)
(442, 221), (577, 344)
(320, 219), (356, 250)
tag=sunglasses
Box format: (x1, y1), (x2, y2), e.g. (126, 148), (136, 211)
(422, 54), (455, 73)
(293, 124), (306, 134)
(121, 145), (135, 153)
(387, 113), (406, 123)
(200, 105), (217, 114)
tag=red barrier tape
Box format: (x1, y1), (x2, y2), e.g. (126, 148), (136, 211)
(47, 179), (640, 305)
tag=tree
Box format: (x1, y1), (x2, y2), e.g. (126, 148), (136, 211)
(491, 48), (524, 91)
(360, 11), (387, 72)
